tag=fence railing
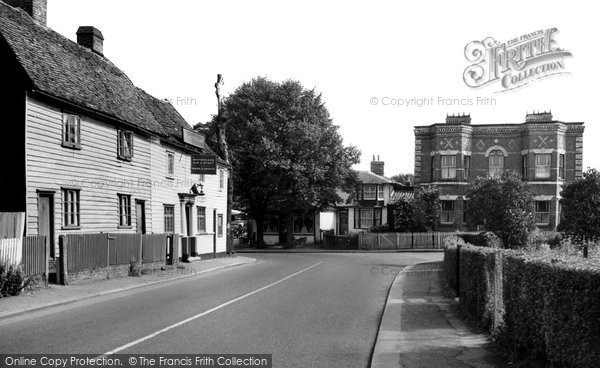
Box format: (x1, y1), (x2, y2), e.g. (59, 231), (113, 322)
(21, 235), (48, 277)
(63, 233), (169, 273)
(359, 232), (480, 250)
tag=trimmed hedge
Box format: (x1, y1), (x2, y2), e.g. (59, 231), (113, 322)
(444, 239), (600, 367)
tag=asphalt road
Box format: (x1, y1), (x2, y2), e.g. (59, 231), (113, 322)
(0, 253), (441, 368)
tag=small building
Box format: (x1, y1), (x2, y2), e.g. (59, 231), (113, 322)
(332, 156), (399, 235)
(413, 112), (584, 231)
(0, 0), (229, 260)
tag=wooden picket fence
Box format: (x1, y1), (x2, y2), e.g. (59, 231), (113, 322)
(359, 232), (480, 250)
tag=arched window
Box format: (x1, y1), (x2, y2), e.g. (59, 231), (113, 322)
(488, 150), (504, 178)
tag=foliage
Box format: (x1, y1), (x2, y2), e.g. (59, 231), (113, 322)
(466, 171), (535, 248)
(444, 242), (600, 367)
(391, 186), (439, 232)
(200, 77), (360, 246)
(390, 173), (414, 185)
(369, 224), (391, 233)
(0, 259), (31, 297)
(392, 198), (422, 232)
(459, 232), (503, 248)
(558, 168), (600, 244)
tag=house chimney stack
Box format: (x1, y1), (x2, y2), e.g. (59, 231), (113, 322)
(77, 26), (104, 56)
(4, 0), (47, 25)
(370, 155), (385, 176)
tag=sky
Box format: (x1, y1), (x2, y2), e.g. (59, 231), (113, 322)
(46, 0), (598, 176)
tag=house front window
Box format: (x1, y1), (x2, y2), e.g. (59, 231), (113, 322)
(167, 152), (175, 177)
(559, 154), (565, 180)
(488, 150), (504, 178)
(62, 113), (81, 149)
(440, 200), (455, 224)
(62, 188), (80, 228)
(197, 206), (206, 233)
(535, 154), (551, 179)
(263, 215), (279, 233)
(353, 208), (382, 229)
(535, 201), (550, 225)
(219, 170), (224, 191)
(217, 214), (224, 237)
(164, 205), (174, 233)
(377, 185), (384, 200)
(441, 155), (456, 179)
(464, 156), (471, 179)
(522, 154), (528, 180)
(293, 211), (314, 234)
(118, 194), (132, 227)
(118, 130), (134, 160)
(363, 185), (376, 200)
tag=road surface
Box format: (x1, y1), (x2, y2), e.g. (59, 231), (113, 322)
(0, 253), (441, 368)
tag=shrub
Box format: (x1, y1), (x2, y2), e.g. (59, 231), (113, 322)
(0, 259), (31, 297)
(459, 232), (503, 248)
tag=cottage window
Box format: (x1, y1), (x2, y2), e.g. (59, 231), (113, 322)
(62, 113), (81, 148)
(163, 205), (175, 233)
(217, 214), (224, 237)
(559, 154), (565, 180)
(440, 200), (455, 224)
(363, 185), (377, 200)
(167, 152), (175, 177)
(488, 150), (504, 178)
(293, 212), (314, 234)
(118, 194), (132, 227)
(219, 170), (224, 191)
(197, 207), (206, 233)
(263, 215), (279, 233)
(354, 208), (380, 229)
(535, 154), (551, 179)
(62, 188), (80, 228)
(441, 156), (456, 179)
(118, 130), (134, 160)
(535, 201), (550, 225)
(377, 185), (384, 199)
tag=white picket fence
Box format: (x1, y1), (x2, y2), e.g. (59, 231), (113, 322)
(0, 212), (26, 265)
(359, 232), (480, 250)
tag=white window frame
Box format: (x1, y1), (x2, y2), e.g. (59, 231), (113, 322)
(197, 206), (206, 233)
(535, 154), (551, 179)
(62, 188), (80, 229)
(217, 214), (224, 237)
(488, 150), (504, 178)
(363, 185), (376, 200)
(118, 130), (134, 160)
(441, 155), (457, 179)
(167, 151), (175, 177)
(377, 185), (384, 200)
(62, 113), (81, 149)
(118, 194), (132, 227)
(219, 170), (225, 191)
(440, 200), (455, 224)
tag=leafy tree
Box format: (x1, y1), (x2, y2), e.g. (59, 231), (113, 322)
(390, 173), (414, 185)
(415, 185), (440, 231)
(201, 77), (360, 247)
(466, 171), (535, 248)
(392, 198), (426, 232)
(558, 168), (600, 256)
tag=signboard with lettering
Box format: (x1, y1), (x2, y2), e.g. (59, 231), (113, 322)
(182, 128), (206, 149)
(191, 154), (217, 175)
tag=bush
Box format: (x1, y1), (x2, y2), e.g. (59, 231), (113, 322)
(0, 259), (31, 297)
(369, 224), (391, 233)
(459, 232), (503, 248)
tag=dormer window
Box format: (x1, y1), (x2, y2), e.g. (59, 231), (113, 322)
(118, 130), (134, 160)
(62, 113), (81, 149)
(363, 185), (376, 200)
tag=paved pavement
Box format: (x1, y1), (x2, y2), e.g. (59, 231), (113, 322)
(371, 261), (507, 368)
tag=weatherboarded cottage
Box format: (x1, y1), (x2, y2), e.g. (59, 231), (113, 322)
(0, 0), (228, 267)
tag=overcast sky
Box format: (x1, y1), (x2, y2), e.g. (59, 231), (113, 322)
(47, 0), (598, 176)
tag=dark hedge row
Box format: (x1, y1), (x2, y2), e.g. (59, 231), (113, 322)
(444, 240), (600, 367)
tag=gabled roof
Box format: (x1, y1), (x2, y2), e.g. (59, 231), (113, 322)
(0, 2), (165, 135)
(357, 170), (395, 184)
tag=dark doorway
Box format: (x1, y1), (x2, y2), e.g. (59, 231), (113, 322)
(135, 200), (146, 234)
(338, 210), (348, 235)
(185, 203), (193, 237)
(38, 193), (55, 257)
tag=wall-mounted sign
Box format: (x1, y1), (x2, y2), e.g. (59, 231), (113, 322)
(182, 128), (206, 149)
(191, 154), (217, 175)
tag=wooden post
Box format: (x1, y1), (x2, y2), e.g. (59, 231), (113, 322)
(138, 234), (143, 267)
(58, 235), (69, 286)
(44, 235), (49, 287)
(106, 234), (115, 279)
(456, 242), (461, 297)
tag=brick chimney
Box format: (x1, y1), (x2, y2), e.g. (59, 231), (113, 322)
(4, 0), (47, 25)
(370, 155), (385, 176)
(77, 26), (104, 56)
(446, 113), (471, 124)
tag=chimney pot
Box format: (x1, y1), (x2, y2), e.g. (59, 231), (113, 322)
(77, 26), (104, 56)
(370, 156), (385, 176)
(4, 0), (47, 25)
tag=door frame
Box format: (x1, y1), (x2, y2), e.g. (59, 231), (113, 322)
(135, 199), (146, 234)
(338, 210), (349, 236)
(37, 190), (55, 258)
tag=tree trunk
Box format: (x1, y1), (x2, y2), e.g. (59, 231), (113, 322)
(255, 214), (265, 249)
(285, 212), (295, 248)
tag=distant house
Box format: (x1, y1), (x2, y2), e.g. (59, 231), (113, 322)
(414, 112), (585, 231)
(0, 0), (229, 260)
(332, 156), (404, 235)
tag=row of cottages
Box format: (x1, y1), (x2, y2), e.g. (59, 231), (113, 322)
(330, 156), (407, 235)
(413, 112), (585, 231)
(0, 0), (229, 260)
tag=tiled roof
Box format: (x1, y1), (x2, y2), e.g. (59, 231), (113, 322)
(0, 2), (165, 135)
(357, 170), (395, 184)
(390, 190), (414, 203)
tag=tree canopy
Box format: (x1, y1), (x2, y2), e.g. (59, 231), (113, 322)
(558, 168), (600, 244)
(466, 171), (535, 248)
(201, 77), (360, 246)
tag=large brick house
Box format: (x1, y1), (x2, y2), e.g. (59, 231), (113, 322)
(0, 0), (229, 259)
(414, 112), (584, 231)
